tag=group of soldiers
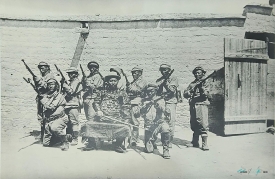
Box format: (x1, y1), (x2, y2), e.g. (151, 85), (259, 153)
(22, 60), (210, 159)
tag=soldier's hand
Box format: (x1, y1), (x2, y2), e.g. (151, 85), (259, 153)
(97, 110), (104, 117)
(33, 76), (41, 83)
(63, 83), (70, 91)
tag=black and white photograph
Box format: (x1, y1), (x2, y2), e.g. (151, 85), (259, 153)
(1, 0), (274, 178)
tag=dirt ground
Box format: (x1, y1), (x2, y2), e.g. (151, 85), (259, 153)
(1, 121), (274, 179)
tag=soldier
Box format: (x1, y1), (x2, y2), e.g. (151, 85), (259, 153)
(156, 64), (179, 148)
(140, 84), (171, 159)
(62, 67), (83, 145)
(39, 78), (72, 151)
(126, 67), (147, 146)
(33, 62), (59, 141)
(82, 72), (131, 153)
(82, 61), (104, 121)
(183, 66), (210, 151)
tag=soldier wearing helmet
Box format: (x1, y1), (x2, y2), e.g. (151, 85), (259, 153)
(156, 64), (179, 148)
(126, 66), (148, 146)
(62, 67), (83, 146)
(183, 66), (210, 151)
(33, 62), (60, 142)
(139, 84), (171, 159)
(39, 78), (71, 151)
(82, 61), (104, 121)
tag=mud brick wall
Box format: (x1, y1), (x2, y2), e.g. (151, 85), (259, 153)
(0, 13), (273, 137)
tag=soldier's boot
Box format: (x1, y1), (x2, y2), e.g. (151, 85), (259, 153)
(71, 131), (79, 146)
(115, 138), (126, 153)
(83, 137), (96, 151)
(161, 132), (171, 159)
(186, 132), (200, 148)
(60, 135), (70, 151)
(168, 135), (173, 148)
(201, 134), (209, 151)
(131, 129), (139, 146)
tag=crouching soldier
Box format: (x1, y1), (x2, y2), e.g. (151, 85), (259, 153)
(183, 66), (210, 151)
(82, 72), (131, 153)
(40, 78), (72, 151)
(62, 67), (83, 145)
(140, 84), (171, 159)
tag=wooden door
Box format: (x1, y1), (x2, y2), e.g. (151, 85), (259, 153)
(224, 38), (269, 135)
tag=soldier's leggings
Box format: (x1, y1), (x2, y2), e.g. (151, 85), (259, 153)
(43, 115), (69, 146)
(165, 103), (177, 137)
(190, 103), (209, 135)
(130, 105), (141, 143)
(144, 122), (170, 150)
(83, 98), (96, 121)
(65, 108), (79, 132)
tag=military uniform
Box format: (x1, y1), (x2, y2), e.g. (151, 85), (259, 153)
(183, 66), (210, 150)
(83, 61), (104, 121)
(82, 72), (131, 153)
(140, 84), (171, 159)
(126, 67), (147, 145)
(63, 67), (83, 145)
(33, 62), (60, 141)
(40, 78), (71, 151)
(157, 64), (179, 147)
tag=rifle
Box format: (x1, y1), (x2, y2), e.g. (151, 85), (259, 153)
(54, 64), (68, 84)
(156, 69), (174, 95)
(80, 64), (86, 80)
(23, 77), (38, 93)
(110, 68), (130, 86)
(189, 70), (216, 93)
(21, 59), (36, 77)
(102, 115), (145, 129)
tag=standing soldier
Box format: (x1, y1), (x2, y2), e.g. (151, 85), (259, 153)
(183, 66), (210, 151)
(126, 67), (147, 146)
(62, 67), (83, 146)
(156, 64), (179, 148)
(82, 61), (104, 121)
(39, 78), (72, 151)
(33, 62), (59, 141)
(140, 84), (171, 159)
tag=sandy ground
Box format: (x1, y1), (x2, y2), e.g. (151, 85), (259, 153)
(1, 124), (274, 179)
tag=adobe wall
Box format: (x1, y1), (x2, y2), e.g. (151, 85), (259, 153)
(1, 12), (273, 136)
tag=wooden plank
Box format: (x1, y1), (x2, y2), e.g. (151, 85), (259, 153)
(231, 61), (237, 117)
(250, 62), (256, 115)
(225, 115), (268, 121)
(224, 121), (266, 135)
(224, 60), (230, 115)
(258, 63), (262, 115)
(263, 64), (267, 115)
(255, 62), (260, 115)
(70, 33), (89, 68)
(247, 61), (252, 116)
(237, 61), (242, 116)
(224, 38), (269, 59)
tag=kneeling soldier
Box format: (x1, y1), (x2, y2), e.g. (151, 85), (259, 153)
(183, 66), (210, 151)
(140, 84), (171, 159)
(40, 78), (72, 151)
